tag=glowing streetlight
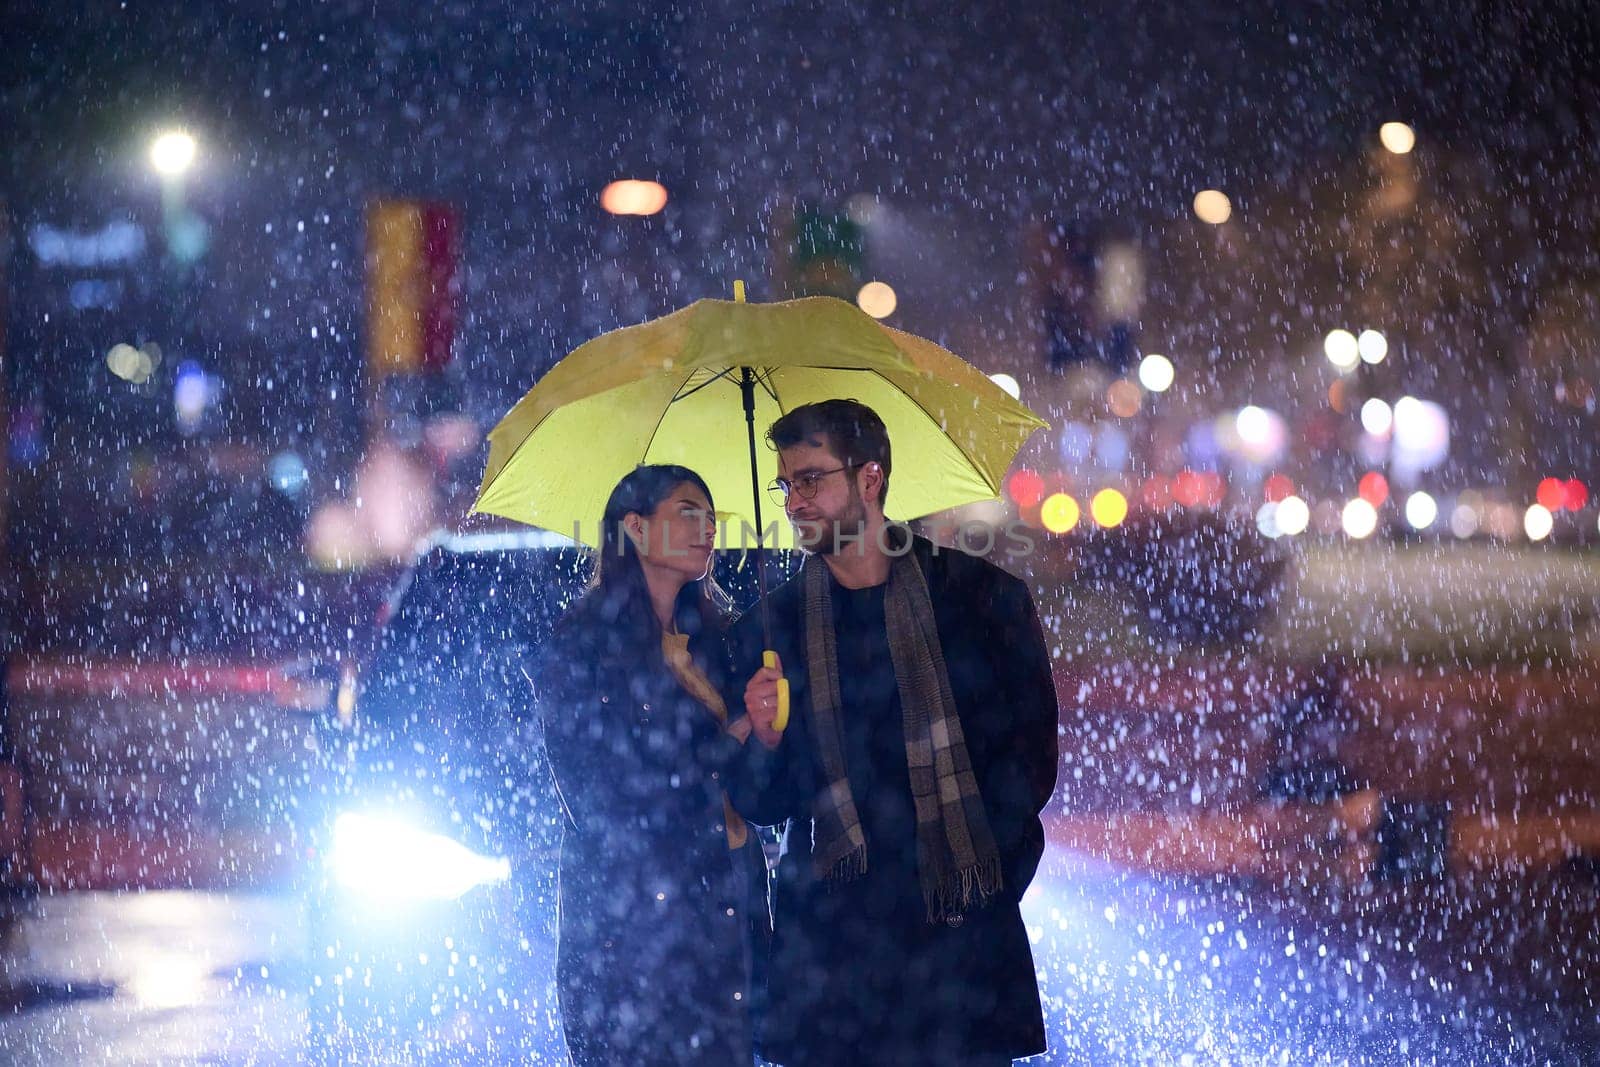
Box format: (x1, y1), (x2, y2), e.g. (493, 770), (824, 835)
(1192, 190), (1232, 225)
(149, 130), (197, 176)
(1090, 488), (1128, 529)
(1379, 122), (1416, 155)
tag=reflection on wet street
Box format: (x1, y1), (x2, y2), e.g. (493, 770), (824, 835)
(0, 892), (306, 1066)
(3, 852), (1595, 1066)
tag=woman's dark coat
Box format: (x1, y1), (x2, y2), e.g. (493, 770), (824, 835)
(537, 594), (763, 1066)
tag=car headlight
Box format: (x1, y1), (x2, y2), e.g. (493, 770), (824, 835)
(330, 812), (512, 902)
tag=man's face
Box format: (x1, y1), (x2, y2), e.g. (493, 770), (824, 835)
(777, 437), (871, 555)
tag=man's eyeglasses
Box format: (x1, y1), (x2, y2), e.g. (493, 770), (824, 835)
(768, 464), (860, 506)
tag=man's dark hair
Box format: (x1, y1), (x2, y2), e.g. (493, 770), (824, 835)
(767, 399), (892, 506)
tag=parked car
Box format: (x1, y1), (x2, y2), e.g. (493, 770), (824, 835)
(304, 527), (793, 1064)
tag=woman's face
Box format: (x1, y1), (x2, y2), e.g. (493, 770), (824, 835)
(626, 481), (717, 582)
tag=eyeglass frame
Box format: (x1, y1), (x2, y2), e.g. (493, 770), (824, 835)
(767, 463), (864, 504)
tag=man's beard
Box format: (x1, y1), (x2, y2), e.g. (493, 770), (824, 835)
(797, 492), (868, 556)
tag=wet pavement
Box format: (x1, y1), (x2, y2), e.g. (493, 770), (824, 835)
(2, 849), (1596, 1066)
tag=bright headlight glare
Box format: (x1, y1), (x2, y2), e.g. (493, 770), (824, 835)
(331, 812), (511, 901)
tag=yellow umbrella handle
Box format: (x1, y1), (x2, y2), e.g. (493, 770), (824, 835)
(764, 650), (790, 731)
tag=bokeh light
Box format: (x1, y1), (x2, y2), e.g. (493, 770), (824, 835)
(1090, 488), (1129, 529)
(1524, 504), (1554, 542)
(1358, 471), (1390, 506)
(1040, 493), (1080, 534)
(856, 280), (898, 319)
(1192, 189), (1232, 224)
(1342, 498), (1379, 539)
(1535, 477), (1567, 511)
(1276, 495), (1310, 535)
(1360, 398), (1393, 436)
(1323, 329), (1359, 370)
(600, 179), (668, 216)
(1379, 121), (1416, 154)
(1106, 379), (1143, 418)
(1137, 353), (1174, 392)
(989, 372), (1021, 400)
(1006, 468), (1045, 509)
(1405, 491), (1438, 530)
(1358, 329), (1388, 364)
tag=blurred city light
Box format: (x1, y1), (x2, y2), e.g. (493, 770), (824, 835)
(1391, 397), (1450, 474)
(1342, 498), (1379, 539)
(1256, 502), (1281, 539)
(1090, 488), (1128, 528)
(106, 343), (155, 385)
(989, 372), (1021, 400)
(1379, 121), (1417, 154)
(1358, 470), (1390, 506)
(1524, 504), (1554, 542)
(1357, 329), (1388, 364)
(856, 280), (898, 319)
(1405, 491), (1438, 529)
(1536, 478), (1567, 511)
(1360, 398), (1393, 436)
(1106, 379), (1142, 418)
(600, 179), (668, 216)
(269, 451), (310, 497)
(149, 130), (197, 176)
(1192, 189), (1232, 224)
(1566, 479), (1589, 510)
(1006, 468), (1046, 509)
(1276, 494), (1310, 535)
(1451, 502), (1480, 539)
(1263, 473), (1295, 502)
(1137, 353), (1174, 392)
(1323, 329), (1360, 370)
(1232, 405), (1287, 465)
(1040, 492), (1080, 534)
(173, 361), (215, 434)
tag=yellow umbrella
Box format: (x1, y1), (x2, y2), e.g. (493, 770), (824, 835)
(473, 286), (1048, 726)
(475, 291), (1045, 547)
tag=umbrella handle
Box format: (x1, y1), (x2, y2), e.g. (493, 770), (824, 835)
(764, 650), (790, 731)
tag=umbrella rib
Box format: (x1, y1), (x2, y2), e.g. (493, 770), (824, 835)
(672, 366), (739, 403)
(862, 367), (1003, 495)
(641, 368), (700, 465)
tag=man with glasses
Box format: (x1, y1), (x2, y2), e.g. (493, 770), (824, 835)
(722, 399), (1059, 1067)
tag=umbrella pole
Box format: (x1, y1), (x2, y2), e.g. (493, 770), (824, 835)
(739, 365), (773, 648)
(740, 364), (789, 731)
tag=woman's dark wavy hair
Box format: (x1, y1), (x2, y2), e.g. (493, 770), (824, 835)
(585, 464), (733, 643)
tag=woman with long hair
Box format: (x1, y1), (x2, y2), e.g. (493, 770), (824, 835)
(537, 464), (766, 1066)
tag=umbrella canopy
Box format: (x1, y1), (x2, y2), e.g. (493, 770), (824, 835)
(473, 295), (1046, 551)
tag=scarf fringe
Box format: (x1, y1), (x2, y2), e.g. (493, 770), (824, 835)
(923, 856), (1005, 924)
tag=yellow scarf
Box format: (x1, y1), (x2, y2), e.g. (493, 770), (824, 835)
(661, 630), (750, 850)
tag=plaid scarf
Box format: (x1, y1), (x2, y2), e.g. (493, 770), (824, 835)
(802, 542), (1003, 923)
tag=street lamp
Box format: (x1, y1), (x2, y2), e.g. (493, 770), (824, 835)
(149, 130), (197, 177)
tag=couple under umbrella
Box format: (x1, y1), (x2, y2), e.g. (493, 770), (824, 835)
(474, 288), (1060, 1066)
